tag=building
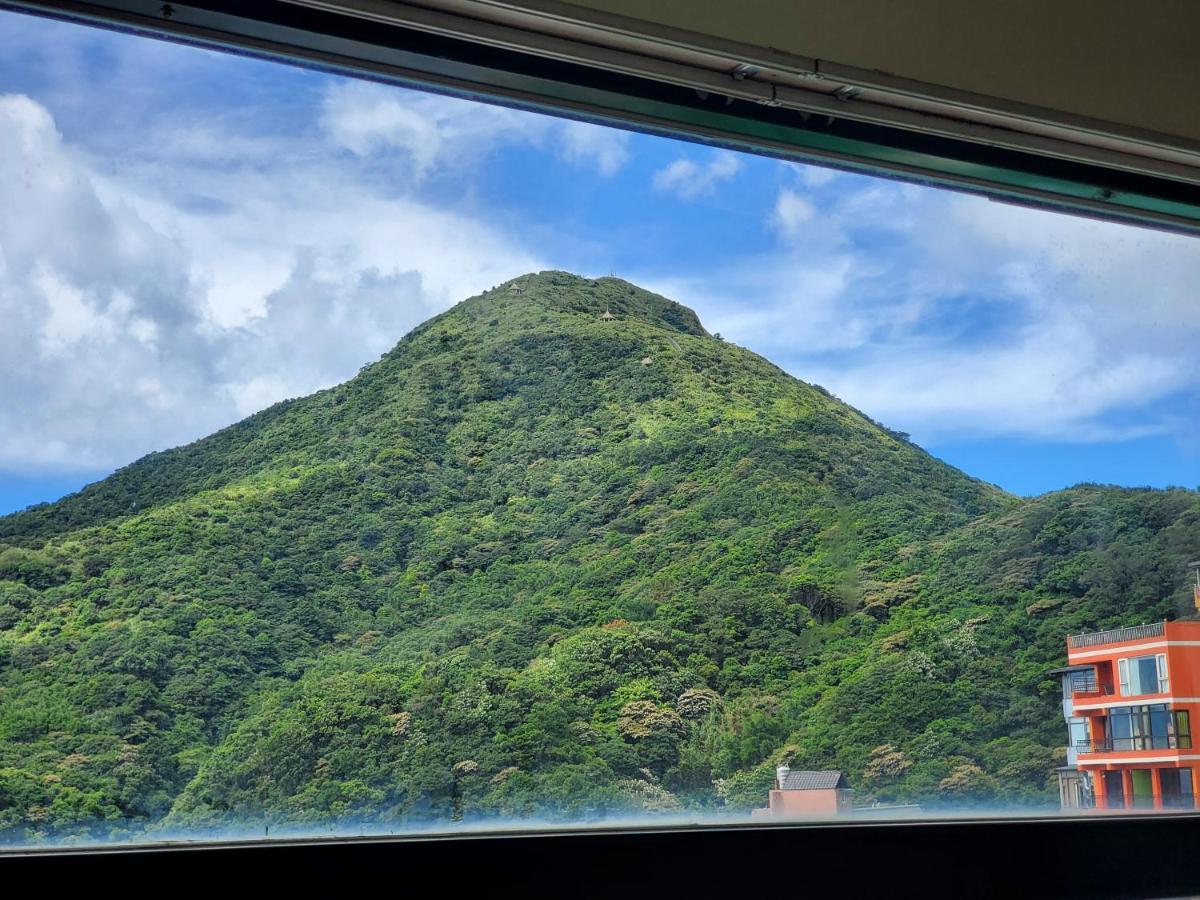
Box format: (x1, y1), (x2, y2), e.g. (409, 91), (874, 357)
(1048, 663), (1097, 809)
(751, 767), (855, 819)
(1057, 620), (1200, 810)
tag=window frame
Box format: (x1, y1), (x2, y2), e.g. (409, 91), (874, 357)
(1177, 710), (1192, 749)
(4, 0), (1200, 236)
(1119, 654), (1170, 697)
(6, 814), (1200, 897)
(3, 2), (1200, 893)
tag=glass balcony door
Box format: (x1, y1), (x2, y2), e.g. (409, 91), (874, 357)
(1162, 768), (1195, 809)
(1107, 705), (1185, 751)
(1104, 771), (1126, 808)
(1131, 769), (1155, 808)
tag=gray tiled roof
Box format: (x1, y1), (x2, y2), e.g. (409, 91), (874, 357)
(1045, 665), (1095, 676)
(780, 770), (849, 791)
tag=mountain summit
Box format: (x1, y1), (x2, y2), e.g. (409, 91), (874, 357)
(472, 271), (709, 336)
(0, 273), (1196, 835)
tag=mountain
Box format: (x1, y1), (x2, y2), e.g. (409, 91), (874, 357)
(1, 271), (1197, 837)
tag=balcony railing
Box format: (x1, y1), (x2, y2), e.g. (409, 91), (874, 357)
(1076, 735), (1192, 753)
(1068, 622), (1165, 650)
(1069, 674), (1114, 698)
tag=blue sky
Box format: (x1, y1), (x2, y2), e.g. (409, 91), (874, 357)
(0, 9), (1197, 516)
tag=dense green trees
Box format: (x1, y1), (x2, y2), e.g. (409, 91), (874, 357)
(0, 272), (1196, 841)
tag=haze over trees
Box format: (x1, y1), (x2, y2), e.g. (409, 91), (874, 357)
(1, 271), (1196, 839)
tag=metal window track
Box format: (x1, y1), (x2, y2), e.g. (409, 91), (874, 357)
(5, 0), (1200, 234)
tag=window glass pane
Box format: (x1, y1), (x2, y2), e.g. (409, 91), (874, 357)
(1069, 718), (1090, 747)
(1150, 708), (1173, 748)
(1129, 656), (1161, 695)
(1104, 772), (1127, 809)
(1178, 711), (1192, 749)
(2, 4), (1199, 848)
(1161, 769), (1195, 809)
(1110, 712), (1132, 751)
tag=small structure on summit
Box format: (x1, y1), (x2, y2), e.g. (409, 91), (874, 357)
(600, 308), (616, 321)
(509, 283), (525, 294)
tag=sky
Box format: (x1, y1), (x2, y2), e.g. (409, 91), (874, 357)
(0, 10), (1197, 515)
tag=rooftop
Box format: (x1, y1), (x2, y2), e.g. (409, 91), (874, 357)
(1045, 665), (1096, 676)
(779, 770), (850, 791)
(1067, 622), (1165, 650)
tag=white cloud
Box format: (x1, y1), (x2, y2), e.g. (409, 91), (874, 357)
(805, 306), (1190, 442)
(0, 92), (543, 473)
(799, 163), (837, 187)
(652, 150), (741, 200)
(771, 188), (816, 237)
(644, 174), (1200, 445)
(557, 120), (630, 176)
(320, 81), (532, 177)
(320, 81), (631, 178)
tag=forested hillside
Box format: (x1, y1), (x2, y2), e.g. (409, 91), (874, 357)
(1, 271), (1196, 838)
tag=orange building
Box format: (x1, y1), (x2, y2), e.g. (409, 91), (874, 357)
(751, 767), (855, 819)
(1059, 621), (1200, 810)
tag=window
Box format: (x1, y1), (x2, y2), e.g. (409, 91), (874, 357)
(1119, 654), (1169, 696)
(1103, 771), (1126, 809)
(1107, 705), (1183, 751)
(1068, 717), (1091, 750)
(2, 1), (1200, 855)
(1160, 768), (1195, 809)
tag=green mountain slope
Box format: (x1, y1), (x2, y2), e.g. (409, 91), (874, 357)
(1, 272), (1196, 836)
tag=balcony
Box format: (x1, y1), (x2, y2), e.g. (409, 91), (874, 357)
(1070, 673), (1115, 702)
(1068, 622), (1165, 650)
(1076, 734), (1193, 754)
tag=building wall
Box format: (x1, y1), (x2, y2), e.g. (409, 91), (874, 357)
(767, 788), (843, 817)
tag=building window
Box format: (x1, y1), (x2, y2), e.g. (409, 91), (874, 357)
(1119, 654), (1168, 696)
(1108, 704), (1178, 751)
(1104, 771), (1126, 808)
(1176, 711), (1192, 749)
(1069, 717), (1091, 749)
(1149, 707), (1174, 749)
(1160, 768), (1195, 809)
